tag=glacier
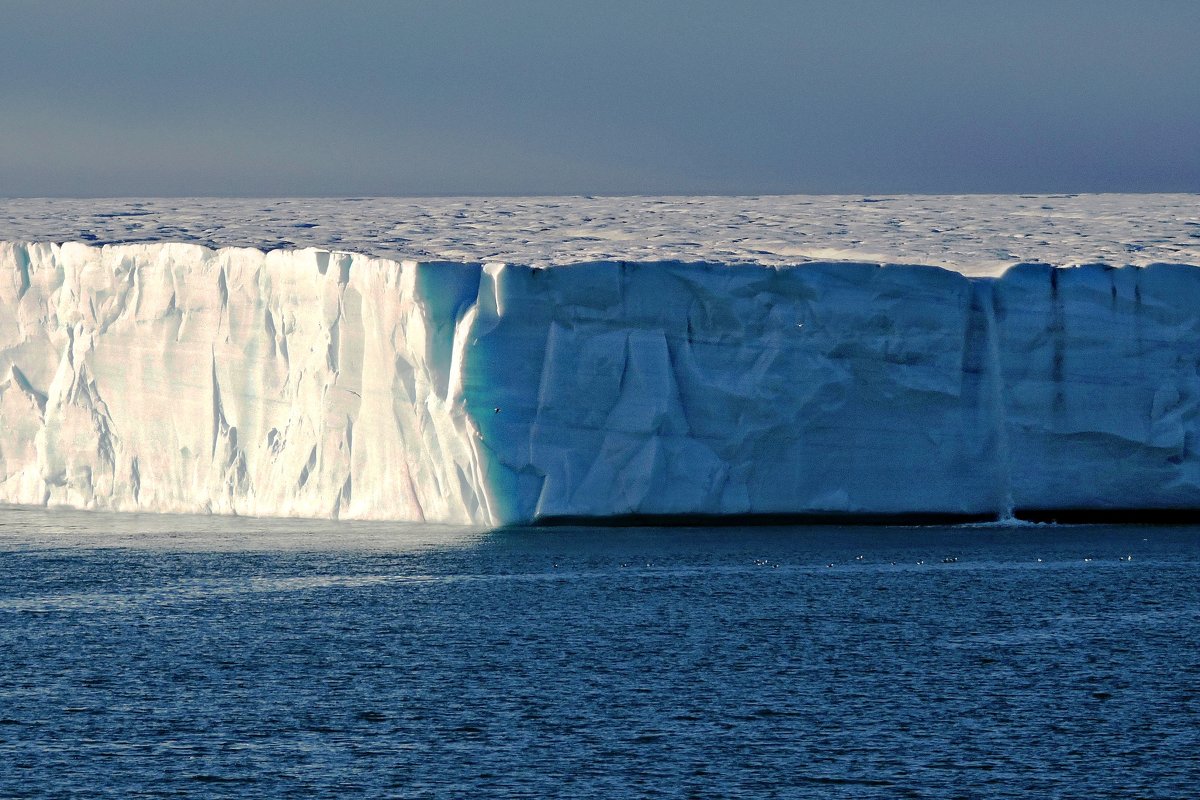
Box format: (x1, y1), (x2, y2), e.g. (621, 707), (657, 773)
(3, 234), (1200, 525)
(2, 194), (1198, 273)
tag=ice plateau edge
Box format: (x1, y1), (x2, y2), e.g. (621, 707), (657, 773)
(3, 240), (1200, 526)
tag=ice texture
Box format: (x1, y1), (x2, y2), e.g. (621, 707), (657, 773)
(2, 194), (1198, 275)
(0, 242), (492, 523)
(2, 231), (1200, 524)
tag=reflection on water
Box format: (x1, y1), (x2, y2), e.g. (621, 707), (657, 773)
(0, 505), (490, 552)
(1, 506), (1198, 798)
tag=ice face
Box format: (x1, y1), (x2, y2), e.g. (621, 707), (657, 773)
(2, 238), (1200, 525)
(0, 242), (493, 523)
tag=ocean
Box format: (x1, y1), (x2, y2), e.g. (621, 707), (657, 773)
(1, 508), (1196, 798)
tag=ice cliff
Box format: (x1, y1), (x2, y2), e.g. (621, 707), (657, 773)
(2, 240), (1200, 525)
(0, 243), (491, 523)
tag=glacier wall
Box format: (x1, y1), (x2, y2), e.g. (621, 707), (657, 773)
(2, 240), (1200, 525)
(0, 242), (493, 523)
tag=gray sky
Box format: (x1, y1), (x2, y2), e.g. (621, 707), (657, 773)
(2, 0), (1198, 196)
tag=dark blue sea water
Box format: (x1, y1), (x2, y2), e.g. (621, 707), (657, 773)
(0, 509), (1198, 798)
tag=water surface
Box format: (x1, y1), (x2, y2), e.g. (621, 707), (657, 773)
(1, 508), (1197, 798)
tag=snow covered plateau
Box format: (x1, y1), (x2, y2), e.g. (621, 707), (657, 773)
(2, 195), (1199, 525)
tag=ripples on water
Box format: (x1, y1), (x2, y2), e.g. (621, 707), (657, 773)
(0, 508), (1197, 798)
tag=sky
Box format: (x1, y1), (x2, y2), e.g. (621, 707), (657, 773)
(2, 0), (1198, 197)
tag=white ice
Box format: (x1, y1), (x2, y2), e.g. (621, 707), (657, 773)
(1, 194), (1197, 276)
(1, 195), (1199, 524)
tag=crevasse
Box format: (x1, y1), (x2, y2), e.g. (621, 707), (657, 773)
(2, 241), (1199, 525)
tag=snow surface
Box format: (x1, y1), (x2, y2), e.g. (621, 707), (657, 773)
(2, 194), (1198, 276)
(2, 195), (1200, 524)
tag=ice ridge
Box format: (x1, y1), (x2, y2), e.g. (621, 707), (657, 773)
(3, 240), (1200, 525)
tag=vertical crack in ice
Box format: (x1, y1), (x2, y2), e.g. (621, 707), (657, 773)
(980, 281), (1014, 520)
(335, 473), (352, 518)
(616, 333), (630, 396)
(278, 317), (289, 365)
(14, 244), (31, 300)
(1049, 267), (1066, 414)
(264, 308), (278, 358)
(327, 302), (340, 374)
(297, 445), (317, 489)
(87, 374), (118, 475)
(9, 365), (47, 415)
(447, 296), (496, 525)
(130, 456), (140, 504)
(210, 350), (227, 461)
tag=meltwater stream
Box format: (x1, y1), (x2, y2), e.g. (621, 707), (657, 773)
(0, 508), (1198, 798)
